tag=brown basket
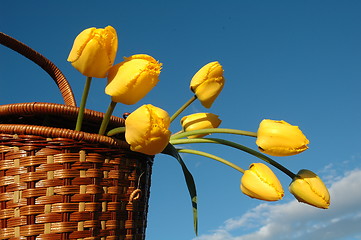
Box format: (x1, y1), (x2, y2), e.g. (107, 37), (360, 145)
(0, 33), (153, 240)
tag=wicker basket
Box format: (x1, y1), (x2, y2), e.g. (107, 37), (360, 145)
(0, 33), (153, 240)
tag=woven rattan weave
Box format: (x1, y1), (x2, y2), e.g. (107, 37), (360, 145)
(0, 33), (153, 240)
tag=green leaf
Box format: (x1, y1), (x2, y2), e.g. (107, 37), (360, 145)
(162, 143), (198, 235)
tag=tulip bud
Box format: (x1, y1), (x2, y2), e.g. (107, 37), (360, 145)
(241, 163), (284, 201)
(181, 113), (221, 138)
(190, 61), (225, 108)
(105, 54), (162, 105)
(67, 26), (118, 78)
(256, 119), (309, 157)
(125, 104), (171, 155)
(289, 169), (330, 209)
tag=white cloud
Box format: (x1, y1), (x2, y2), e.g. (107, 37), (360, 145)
(194, 169), (361, 240)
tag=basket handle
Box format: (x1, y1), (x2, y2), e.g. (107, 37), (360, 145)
(0, 32), (77, 107)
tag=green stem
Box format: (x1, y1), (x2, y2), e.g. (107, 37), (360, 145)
(171, 130), (184, 137)
(170, 138), (296, 179)
(171, 128), (257, 140)
(177, 148), (245, 173)
(75, 76), (92, 131)
(107, 126), (126, 136)
(99, 100), (117, 135)
(170, 95), (197, 123)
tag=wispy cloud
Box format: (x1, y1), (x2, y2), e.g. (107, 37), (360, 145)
(194, 168), (361, 240)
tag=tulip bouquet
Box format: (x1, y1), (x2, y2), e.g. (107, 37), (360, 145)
(67, 25), (330, 235)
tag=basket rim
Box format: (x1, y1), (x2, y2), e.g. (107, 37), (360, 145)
(0, 102), (124, 126)
(0, 124), (128, 148)
(0, 102), (128, 149)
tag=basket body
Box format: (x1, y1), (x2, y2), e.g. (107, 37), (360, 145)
(0, 103), (153, 240)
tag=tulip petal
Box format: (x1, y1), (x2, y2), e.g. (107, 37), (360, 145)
(67, 26), (118, 78)
(256, 119), (309, 157)
(193, 78), (224, 108)
(190, 61), (225, 108)
(67, 28), (95, 62)
(241, 163), (284, 201)
(181, 113), (222, 138)
(106, 54), (162, 105)
(125, 104), (171, 155)
(289, 169), (330, 209)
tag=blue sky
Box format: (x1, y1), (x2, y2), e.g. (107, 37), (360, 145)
(1, 1), (361, 239)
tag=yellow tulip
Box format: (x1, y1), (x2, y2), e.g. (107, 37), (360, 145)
(190, 61), (225, 108)
(241, 163), (284, 201)
(125, 104), (171, 155)
(256, 119), (309, 157)
(67, 26), (118, 78)
(289, 169), (330, 209)
(105, 54), (162, 105)
(181, 113), (221, 138)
